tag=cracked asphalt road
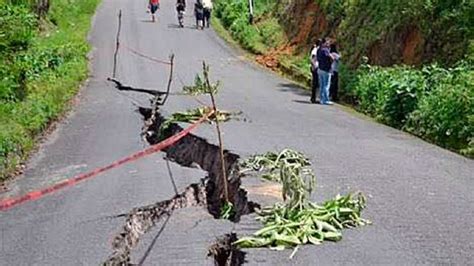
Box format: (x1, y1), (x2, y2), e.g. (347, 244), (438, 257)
(1, 0), (473, 265)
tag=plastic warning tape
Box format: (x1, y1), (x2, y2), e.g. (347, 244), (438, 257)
(0, 110), (214, 211)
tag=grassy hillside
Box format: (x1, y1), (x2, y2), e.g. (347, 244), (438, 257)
(213, 0), (473, 157)
(0, 0), (101, 180)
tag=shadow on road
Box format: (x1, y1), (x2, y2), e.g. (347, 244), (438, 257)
(140, 19), (156, 23)
(292, 99), (315, 105)
(167, 24), (197, 30)
(277, 83), (310, 98)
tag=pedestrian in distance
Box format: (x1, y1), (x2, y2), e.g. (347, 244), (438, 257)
(149, 0), (160, 23)
(194, 0), (205, 30)
(310, 39), (322, 103)
(330, 43), (341, 102)
(317, 38), (335, 105)
(176, 0), (186, 27)
(203, 0), (213, 28)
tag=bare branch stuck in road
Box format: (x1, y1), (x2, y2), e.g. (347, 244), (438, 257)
(161, 54), (175, 106)
(202, 62), (229, 204)
(112, 10), (122, 78)
(141, 54), (175, 141)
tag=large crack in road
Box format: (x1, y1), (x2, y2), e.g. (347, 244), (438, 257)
(104, 104), (258, 265)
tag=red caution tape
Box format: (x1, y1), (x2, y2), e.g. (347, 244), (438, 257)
(0, 110), (214, 211)
(123, 45), (172, 65)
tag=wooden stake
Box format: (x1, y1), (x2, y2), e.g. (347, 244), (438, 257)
(112, 10), (122, 78)
(203, 62), (229, 203)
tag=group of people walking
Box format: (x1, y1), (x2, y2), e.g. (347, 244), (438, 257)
(193, 0), (213, 29)
(310, 38), (340, 105)
(147, 0), (213, 29)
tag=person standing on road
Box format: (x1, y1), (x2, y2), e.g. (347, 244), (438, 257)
(177, 0), (186, 9)
(203, 0), (213, 28)
(329, 43), (341, 102)
(194, 0), (205, 29)
(176, 0), (186, 27)
(149, 0), (160, 22)
(317, 38), (335, 105)
(310, 39), (322, 103)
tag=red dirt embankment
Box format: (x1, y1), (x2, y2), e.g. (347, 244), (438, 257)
(273, 0), (427, 67)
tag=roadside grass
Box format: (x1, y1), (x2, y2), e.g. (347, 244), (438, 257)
(211, 15), (243, 52)
(0, 0), (100, 181)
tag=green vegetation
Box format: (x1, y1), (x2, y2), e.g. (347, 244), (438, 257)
(0, 0), (100, 180)
(241, 149), (315, 210)
(348, 63), (474, 157)
(236, 149), (369, 253)
(214, 0), (285, 54)
(213, 0), (474, 158)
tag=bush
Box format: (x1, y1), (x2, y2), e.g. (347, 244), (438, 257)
(0, 0), (99, 180)
(0, 4), (37, 53)
(405, 64), (474, 156)
(214, 0), (284, 54)
(350, 62), (473, 156)
(351, 65), (426, 128)
(258, 18), (285, 48)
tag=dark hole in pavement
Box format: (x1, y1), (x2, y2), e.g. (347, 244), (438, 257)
(208, 233), (246, 266)
(104, 106), (259, 265)
(141, 107), (259, 222)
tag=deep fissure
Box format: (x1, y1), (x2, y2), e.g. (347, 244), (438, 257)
(104, 182), (207, 265)
(208, 233), (246, 266)
(141, 107), (258, 221)
(104, 106), (256, 265)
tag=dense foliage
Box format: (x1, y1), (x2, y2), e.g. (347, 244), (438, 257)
(214, 0), (284, 54)
(0, 0), (100, 179)
(348, 63), (473, 156)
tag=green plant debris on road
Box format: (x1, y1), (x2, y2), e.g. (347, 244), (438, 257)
(241, 149), (315, 210)
(158, 107), (239, 139)
(236, 149), (370, 254)
(166, 106), (234, 124)
(240, 149), (312, 181)
(234, 192), (370, 249)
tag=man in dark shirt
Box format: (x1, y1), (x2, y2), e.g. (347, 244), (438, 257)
(194, 0), (204, 29)
(317, 38), (335, 105)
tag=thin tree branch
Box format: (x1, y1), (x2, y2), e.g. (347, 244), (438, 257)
(203, 62), (229, 203)
(112, 10), (122, 78)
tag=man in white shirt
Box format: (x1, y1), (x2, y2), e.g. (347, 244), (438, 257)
(203, 0), (213, 28)
(310, 39), (322, 103)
